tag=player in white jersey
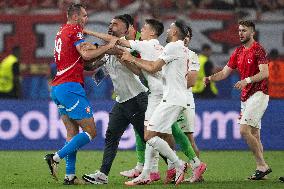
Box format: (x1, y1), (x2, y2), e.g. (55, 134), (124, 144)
(180, 28), (200, 156)
(121, 20), (207, 185)
(116, 19), (164, 183)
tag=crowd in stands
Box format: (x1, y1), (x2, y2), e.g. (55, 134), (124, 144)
(1, 0), (284, 14)
(0, 0), (135, 13)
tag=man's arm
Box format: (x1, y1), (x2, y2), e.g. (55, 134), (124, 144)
(84, 58), (107, 71)
(121, 50), (165, 74)
(186, 71), (198, 88)
(234, 64), (269, 90)
(106, 46), (124, 56)
(84, 29), (118, 42)
(76, 38), (117, 61)
(85, 29), (135, 49)
(204, 65), (233, 85)
(251, 64), (269, 82)
(119, 60), (142, 76)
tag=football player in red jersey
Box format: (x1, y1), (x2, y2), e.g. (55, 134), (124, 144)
(204, 20), (271, 180)
(44, 3), (117, 185)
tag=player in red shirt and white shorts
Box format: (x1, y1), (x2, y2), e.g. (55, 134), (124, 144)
(204, 20), (271, 180)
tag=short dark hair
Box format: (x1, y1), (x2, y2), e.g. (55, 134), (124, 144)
(145, 19), (164, 37)
(122, 14), (134, 26)
(186, 25), (192, 40)
(174, 20), (189, 40)
(238, 20), (255, 31)
(114, 15), (130, 29)
(67, 3), (86, 19)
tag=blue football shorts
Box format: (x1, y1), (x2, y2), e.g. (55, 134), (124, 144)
(51, 82), (93, 120)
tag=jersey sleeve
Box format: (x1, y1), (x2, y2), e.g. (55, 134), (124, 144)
(189, 53), (200, 71)
(72, 26), (85, 46)
(129, 40), (144, 52)
(158, 43), (177, 64)
(227, 49), (238, 69)
(256, 46), (268, 65)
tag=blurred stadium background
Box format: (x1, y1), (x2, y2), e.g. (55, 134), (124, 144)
(0, 0), (284, 157)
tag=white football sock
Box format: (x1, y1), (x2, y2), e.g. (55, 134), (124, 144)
(53, 153), (60, 162)
(136, 162), (144, 171)
(147, 136), (180, 166)
(65, 174), (75, 180)
(151, 149), (159, 173)
(167, 158), (175, 170)
(142, 143), (155, 176)
(189, 157), (201, 169)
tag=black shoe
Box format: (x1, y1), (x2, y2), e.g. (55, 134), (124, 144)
(248, 168), (272, 180)
(63, 176), (78, 185)
(44, 154), (59, 180)
(280, 177), (284, 183)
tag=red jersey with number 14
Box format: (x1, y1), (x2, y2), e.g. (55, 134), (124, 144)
(227, 41), (268, 102)
(51, 24), (85, 86)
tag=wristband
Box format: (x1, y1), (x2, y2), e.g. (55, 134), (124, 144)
(245, 77), (252, 84)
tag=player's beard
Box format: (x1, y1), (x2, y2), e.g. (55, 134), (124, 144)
(108, 28), (113, 35)
(77, 18), (85, 28)
(240, 36), (250, 45)
(108, 28), (119, 37)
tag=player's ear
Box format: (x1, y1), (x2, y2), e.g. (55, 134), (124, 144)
(72, 13), (79, 22)
(173, 29), (178, 37)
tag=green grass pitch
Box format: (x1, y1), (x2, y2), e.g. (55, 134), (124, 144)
(0, 151), (283, 189)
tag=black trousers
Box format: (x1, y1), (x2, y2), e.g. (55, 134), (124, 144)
(100, 92), (148, 175)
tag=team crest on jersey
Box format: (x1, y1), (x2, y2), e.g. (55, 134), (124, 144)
(248, 59), (252, 64)
(77, 32), (83, 39)
(85, 106), (91, 114)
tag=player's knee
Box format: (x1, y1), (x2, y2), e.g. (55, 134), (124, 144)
(146, 135), (158, 146)
(144, 132), (156, 141)
(240, 126), (249, 137)
(85, 130), (96, 140)
(90, 130), (97, 139)
(144, 135), (151, 141)
(144, 130), (150, 141)
(144, 131), (152, 141)
(84, 125), (96, 139)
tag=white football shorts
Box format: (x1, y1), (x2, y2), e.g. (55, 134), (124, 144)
(145, 93), (163, 123)
(148, 102), (185, 134)
(239, 91), (269, 129)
